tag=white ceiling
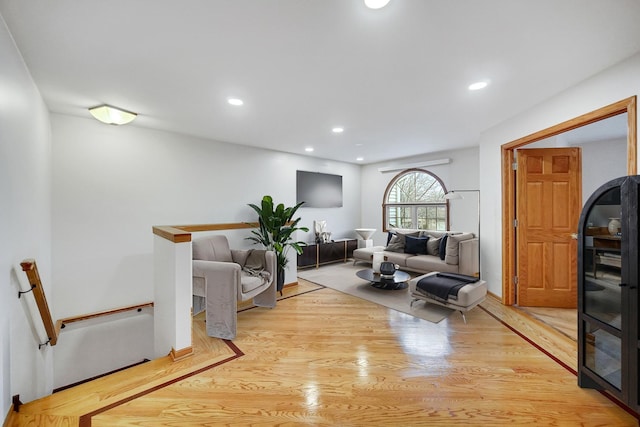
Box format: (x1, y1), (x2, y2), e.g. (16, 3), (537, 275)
(2, 0), (640, 164)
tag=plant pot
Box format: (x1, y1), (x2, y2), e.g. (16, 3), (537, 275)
(277, 267), (285, 292)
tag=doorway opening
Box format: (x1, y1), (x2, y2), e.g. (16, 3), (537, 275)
(501, 97), (637, 307)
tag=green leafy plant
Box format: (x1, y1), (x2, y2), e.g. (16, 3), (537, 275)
(247, 196), (308, 290)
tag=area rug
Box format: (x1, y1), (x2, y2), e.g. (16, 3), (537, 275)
(297, 263), (454, 323)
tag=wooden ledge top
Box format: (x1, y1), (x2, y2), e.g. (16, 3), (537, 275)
(152, 226), (193, 243)
(152, 222), (260, 243)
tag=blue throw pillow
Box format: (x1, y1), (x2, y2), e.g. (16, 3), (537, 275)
(439, 234), (448, 260)
(404, 235), (429, 255)
(386, 231), (395, 246)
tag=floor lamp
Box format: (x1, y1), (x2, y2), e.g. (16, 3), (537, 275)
(444, 189), (481, 279)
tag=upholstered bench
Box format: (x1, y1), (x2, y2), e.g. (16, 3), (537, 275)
(409, 272), (487, 323)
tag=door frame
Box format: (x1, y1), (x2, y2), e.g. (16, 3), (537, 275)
(501, 96), (637, 305)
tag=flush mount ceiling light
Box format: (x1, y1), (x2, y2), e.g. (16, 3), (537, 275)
(88, 105), (137, 125)
(468, 81), (489, 91)
(365, 0), (391, 9)
(305, 147), (314, 152)
(332, 127), (344, 133)
(227, 98), (244, 106)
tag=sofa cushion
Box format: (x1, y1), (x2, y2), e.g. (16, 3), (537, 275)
(405, 255), (458, 273)
(404, 235), (429, 255)
(241, 273), (267, 293)
(381, 251), (415, 266)
(444, 233), (475, 265)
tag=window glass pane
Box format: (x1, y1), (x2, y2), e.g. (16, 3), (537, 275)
(387, 206), (413, 229)
(398, 207), (413, 228)
(384, 170), (447, 231)
(417, 207), (427, 229)
(387, 171), (446, 204)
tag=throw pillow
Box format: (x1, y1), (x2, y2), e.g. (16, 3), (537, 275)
(404, 235), (429, 255)
(386, 231), (395, 246)
(444, 233), (474, 265)
(426, 235), (441, 256)
(385, 231), (419, 253)
(385, 234), (405, 252)
(439, 234), (448, 260)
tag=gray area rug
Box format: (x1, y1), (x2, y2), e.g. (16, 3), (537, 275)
(297, 263), (453, 323)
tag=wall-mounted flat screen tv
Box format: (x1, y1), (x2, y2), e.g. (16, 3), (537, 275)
(296, 170), (343, 208)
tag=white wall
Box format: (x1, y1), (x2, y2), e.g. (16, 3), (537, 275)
(578, 138), (627, 204)
(0, 15), (53, 414)
(360, 147), (480, 246)
(50, 114), (361, 388)
(479, 52), (640, 297)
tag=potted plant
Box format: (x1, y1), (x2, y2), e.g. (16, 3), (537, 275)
(247, 195), (308, 292)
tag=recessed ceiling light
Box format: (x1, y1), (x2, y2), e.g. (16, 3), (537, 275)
(468, 81), (489, 91)
(332, 127), (344, 133)
(88, 104), (137, 125)
(305, 147), (314, 152)
(227, 98), (244, 106)
(356, 157), (364, 161)
(365, 0), (391, 9)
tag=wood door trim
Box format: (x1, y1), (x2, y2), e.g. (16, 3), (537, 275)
(501, 96), (637, 305)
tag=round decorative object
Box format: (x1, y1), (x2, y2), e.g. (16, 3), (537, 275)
(379, 261), (397, 276)
(608, 217), (621, 235)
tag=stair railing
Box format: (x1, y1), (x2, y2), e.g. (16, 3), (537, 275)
(20, 259), (57, 347)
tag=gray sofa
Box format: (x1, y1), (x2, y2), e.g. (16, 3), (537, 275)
(353, 229), (479, 277)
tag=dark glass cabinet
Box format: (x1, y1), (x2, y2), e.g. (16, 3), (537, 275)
(577, 175), (639, 412)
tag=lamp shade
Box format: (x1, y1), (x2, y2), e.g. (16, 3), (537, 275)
(89, 105), (137, 125)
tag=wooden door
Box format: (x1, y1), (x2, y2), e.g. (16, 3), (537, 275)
(516, 148), (582, 307)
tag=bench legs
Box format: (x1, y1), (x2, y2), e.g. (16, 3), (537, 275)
(410, 297), (469, 324)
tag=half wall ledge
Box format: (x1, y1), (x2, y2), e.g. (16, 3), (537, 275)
(152, 222), (261, 243)
(152, 222), (262, 361)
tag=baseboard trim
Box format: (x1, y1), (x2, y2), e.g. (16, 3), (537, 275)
(3, 404), (16, 427)
(53, 359), (151, 393)
(170, 346), (194, 361)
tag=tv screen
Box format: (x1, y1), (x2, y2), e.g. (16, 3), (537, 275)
(296, 170), (343, 208)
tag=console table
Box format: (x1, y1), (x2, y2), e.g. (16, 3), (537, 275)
(298, 239), (357, 269)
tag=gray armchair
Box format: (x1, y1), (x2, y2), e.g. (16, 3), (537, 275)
(192, 235), (276, 340)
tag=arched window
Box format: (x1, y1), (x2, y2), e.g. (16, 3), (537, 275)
(383, 169), (448, 231)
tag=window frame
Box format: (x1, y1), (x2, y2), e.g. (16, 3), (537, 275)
(382, 168), (450, 232)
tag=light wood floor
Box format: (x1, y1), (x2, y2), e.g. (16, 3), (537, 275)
(517, 306), (577, 341)
(6, 280), (638, 426)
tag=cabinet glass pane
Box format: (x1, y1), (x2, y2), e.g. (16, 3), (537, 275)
(583, 187), (622, 329)
(585, 323), (622, 390)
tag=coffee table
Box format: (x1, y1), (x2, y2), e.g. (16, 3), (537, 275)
(356, 268), (411, 290)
